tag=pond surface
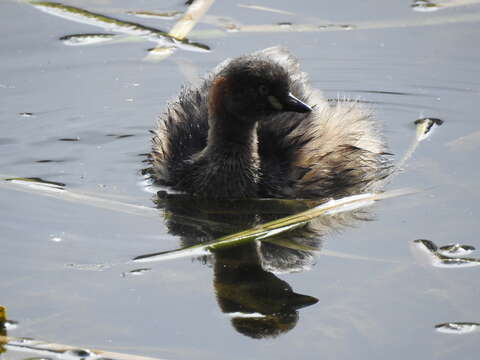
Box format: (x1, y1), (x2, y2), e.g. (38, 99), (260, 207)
(1, 0), (480, 359)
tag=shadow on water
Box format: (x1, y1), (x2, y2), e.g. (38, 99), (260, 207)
(149, 193), (375, 339)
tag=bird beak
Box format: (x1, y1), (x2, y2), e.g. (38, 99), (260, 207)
(282, 93), (313, 113)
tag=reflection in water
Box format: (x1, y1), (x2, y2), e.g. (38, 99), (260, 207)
(153, 194), (373, 338)
(215, 242), (318, 339)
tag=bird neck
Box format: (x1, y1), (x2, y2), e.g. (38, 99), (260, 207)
(206, 75), (259, 161)
(186, 111), (260, 198)
(205, 112), (259, 164)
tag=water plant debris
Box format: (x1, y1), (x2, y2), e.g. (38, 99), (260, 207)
(133, 189), (417, 263)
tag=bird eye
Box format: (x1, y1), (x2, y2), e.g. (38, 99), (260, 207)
(258, 84), (269, 96)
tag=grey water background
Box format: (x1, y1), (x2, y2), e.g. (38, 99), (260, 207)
(1, 0), (480, 359)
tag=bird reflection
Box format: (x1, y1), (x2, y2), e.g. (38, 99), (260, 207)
(153, 192), (371, 338)
(214, 242), (317, 339)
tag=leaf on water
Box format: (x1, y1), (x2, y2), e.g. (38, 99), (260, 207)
(435, 322), (480, 334)
(436, 257), (480, 268)
(414, 117), (444, 141)
(438, 243), (475, 256)
(411, 239), (480, 268)
(59, 33), (120, 46)
(144, 46), (176, 61)
(413, 239), (438, 252)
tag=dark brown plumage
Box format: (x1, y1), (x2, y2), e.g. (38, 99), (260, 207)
(149, 47), (391, 199)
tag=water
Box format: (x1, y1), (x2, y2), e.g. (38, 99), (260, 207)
(1, 0), (480, 359)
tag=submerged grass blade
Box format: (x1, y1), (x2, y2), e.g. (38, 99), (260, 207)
(1, 335), (166, 360)
(59, 33), (124, 46)
(169, 0), (216, 40)
(206, 189), (417, 251)
(133, 246), (209, 263)
(27, 1), (209, 53)
(394, 118), (444, 175)
(133, 188), (418, 263)
(145, 0), (215, 61)
(28, 1), (172, 40)
(1, 176), (157, 218)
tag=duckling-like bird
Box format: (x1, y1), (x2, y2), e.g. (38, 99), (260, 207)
(150, 47), (391, 199)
